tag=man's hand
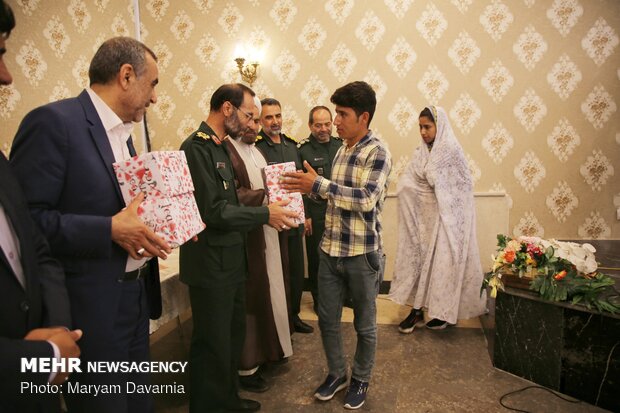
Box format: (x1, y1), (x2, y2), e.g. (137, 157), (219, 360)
(304, 218), (312, 236)
(267, 200), (299, 231)
(111, 193), (172, 260)
(25, 327), (83, 384)
(281, 161), (318, 194)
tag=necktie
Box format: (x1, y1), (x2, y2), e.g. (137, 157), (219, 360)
(126, 137), (137, 157)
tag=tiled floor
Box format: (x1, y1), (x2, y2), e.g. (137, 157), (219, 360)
(150, 292), (610, 412)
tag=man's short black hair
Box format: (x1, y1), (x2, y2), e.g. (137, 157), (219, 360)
(88, 37), (157, 86)
(0, 0), (15, 37)
(210, 83), (255, 112)
(260, 97), (281, 108)
(308, 106), (332, 124)
(330, 81), (376, 127)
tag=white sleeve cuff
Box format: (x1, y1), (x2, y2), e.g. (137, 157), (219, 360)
(46, 340), (61, 383)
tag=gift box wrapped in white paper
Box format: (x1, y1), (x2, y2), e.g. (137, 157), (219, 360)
(113, 151), (205, 247)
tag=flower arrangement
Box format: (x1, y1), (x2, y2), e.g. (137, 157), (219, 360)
(484, 234), (619, 313)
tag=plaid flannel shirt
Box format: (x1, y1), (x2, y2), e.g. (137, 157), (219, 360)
(312, 131), (392, 257)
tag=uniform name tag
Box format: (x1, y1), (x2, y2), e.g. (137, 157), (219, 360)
(216, 162), (226, 169)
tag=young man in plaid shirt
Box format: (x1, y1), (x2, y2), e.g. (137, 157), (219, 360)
(283, 81), (392, 409)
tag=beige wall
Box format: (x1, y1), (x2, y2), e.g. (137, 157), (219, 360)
(1, 0), (619, 239)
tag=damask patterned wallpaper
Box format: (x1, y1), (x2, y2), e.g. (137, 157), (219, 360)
(1, 0), (618, 239)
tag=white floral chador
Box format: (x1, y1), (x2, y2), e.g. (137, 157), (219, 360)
(388, 106), (486, 324)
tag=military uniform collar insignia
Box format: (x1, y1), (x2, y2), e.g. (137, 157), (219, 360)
(297, 137), (310, 148)
(196, 131), (222, 145)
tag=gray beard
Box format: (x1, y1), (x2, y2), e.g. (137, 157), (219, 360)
(267, 128), (281, 137)
(314, 133), (330, 143)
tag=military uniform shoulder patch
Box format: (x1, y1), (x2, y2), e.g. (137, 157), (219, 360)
(283, 134), (298, 144)
(297, 137), (310, 148)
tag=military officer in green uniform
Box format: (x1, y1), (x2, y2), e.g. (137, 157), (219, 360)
(297, 106), (342, 313)
(255, 98), (314, 334)
(180, 84), (297, 413)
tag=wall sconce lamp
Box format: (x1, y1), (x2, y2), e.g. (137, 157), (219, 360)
(234, 44), (262, 87)
(234, 57), (259, 86)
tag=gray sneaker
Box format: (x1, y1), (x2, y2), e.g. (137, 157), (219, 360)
(314, 374), (348, 401)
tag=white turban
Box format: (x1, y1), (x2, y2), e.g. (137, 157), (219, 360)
(253, 95), (261, 115)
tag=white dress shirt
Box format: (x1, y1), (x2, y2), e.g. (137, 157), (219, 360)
(86, 89), (147, 272)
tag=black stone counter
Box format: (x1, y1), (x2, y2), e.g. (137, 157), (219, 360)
(487, 287), (619, 412)
(480, 240), (620, 411)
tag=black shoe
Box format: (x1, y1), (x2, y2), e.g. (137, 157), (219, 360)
(398, 308), (424, 334)
(228, 398), (261, 412)
(239, 371), (271, 393)
(426, 318), (449, 330)
(294, 317), (314, 333)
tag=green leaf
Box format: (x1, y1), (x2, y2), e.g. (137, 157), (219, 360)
(555, 285), (567, 302)
(497, 234), (508, 249)
(539, 277), (547, 296)
(545, 246), (555, 259)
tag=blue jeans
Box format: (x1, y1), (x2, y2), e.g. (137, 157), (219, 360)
(317, 249), (382, 382)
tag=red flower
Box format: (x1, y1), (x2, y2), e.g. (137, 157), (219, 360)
(526, 243), (543, 256)
(553, 270), (567, 281)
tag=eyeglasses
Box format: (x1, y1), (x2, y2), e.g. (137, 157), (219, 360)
(231, 103), (253, 121)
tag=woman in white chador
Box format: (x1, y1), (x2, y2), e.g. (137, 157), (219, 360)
(388, 106), (486, 332)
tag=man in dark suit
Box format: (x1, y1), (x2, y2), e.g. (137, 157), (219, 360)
(0, 2), (82, 412)
(10, 36), (171, 413)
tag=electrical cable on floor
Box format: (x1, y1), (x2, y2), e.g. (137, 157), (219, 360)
(498, 385), (581, 412)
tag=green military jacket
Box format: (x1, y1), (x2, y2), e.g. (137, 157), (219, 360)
(297, 134), (342, 221)
(179, 121), (269, 287)
(255, 130), (302, 169)
(255, 130), (304, 233)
